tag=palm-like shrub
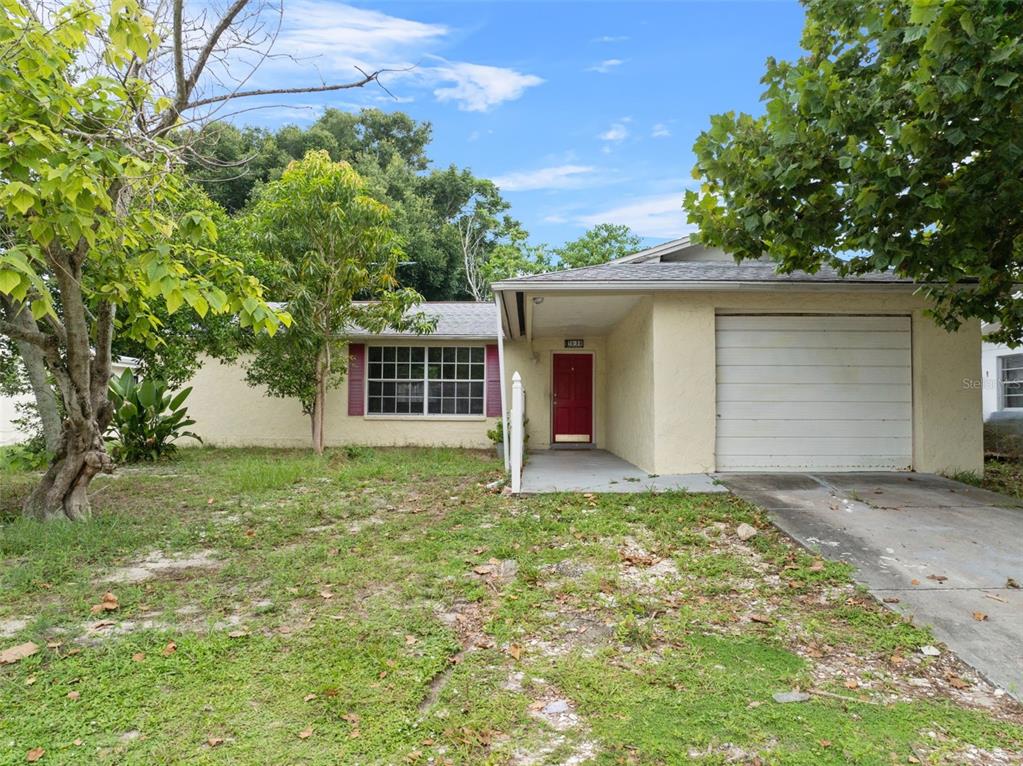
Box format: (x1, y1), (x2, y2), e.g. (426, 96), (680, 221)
(107, 370), (201, 462)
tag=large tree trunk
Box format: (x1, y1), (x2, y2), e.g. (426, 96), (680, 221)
(16, 339), (62, 453)
(19, 249), (117, 521)
(23, 422), (113, 521)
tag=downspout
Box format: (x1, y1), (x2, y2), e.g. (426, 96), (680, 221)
(494, 292), (510, 472)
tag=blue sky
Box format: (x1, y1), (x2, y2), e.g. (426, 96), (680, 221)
(227, 1), (806, 248)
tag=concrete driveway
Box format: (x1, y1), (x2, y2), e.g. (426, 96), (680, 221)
(719, 472), (1023, 699)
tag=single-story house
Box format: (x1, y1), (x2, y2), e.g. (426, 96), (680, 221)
(492, 236), (982, 475)
(181, 236), (982, 475)
(981, 330), (1022, 421)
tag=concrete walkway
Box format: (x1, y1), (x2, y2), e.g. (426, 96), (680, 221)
(719, 472), (1023, 699)
(520, 450), (724, 494)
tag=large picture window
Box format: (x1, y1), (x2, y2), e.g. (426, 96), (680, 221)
(367, 346), (485, 416)
(1000, 353), (1023, 409)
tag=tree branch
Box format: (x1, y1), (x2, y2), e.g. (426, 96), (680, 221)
(181, 67), (386, 111)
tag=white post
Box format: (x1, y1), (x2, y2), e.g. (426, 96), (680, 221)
(510, 371), (524, 493)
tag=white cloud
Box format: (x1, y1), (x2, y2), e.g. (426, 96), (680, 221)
(492, 164), (596, 192)
(599, 122), (629, 142)
(587, 58), (624, 73)
(593, 35), (629, 43)
(543, 214), (568, 223)
(651, 123), (671, 138)
(429, 60), (544, 112)
(578, 193), (695, 238)
(254, 2), (541, 112)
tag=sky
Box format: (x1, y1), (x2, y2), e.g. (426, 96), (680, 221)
(222, 0), (807, 249)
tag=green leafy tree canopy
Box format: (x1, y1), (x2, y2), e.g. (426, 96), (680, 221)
(684, 0), (1023, 341)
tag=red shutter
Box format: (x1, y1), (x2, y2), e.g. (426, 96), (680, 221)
(485, 344), (501, 417)
(348, 343), (366, 416)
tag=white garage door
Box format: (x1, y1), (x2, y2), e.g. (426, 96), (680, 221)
(716, 315), (912, 471)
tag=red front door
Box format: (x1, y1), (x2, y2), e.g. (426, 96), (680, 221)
(552, 353), (593, 443)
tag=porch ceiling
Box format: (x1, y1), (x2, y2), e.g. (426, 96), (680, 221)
(527, 294), (640, 338)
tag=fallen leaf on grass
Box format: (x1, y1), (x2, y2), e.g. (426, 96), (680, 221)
(66, 691), (80, 700)
(405, 634), (418, 645)
(844, 678), (860, 690)
(506, 644), (522, 661)
(948, 675), (971, 689)
(883, 597), (901, 604)
(303, 693), (316, 702)
(926, 574), (948, 583)
(161, 641), (177, 656)
(1, 642), (39, 665)
(207, 737), (224, 747)
(808, 560), (825, 572)
(227, 630), (248, 638)
(26, 747), (45, 762)
(910, 579), (921, 586)
(90, 592), (119, 614)
(319, 591), (334, 600)
(297, 727), (313, 740)
(972, 611), (988, 621)
(90, 620), (115, 631)
(131, 652), (145, 662)
(750, 614), (773, 625)
(25, 676), (36, 686)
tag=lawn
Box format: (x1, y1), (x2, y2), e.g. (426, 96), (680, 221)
(1, 448), (1021, 766)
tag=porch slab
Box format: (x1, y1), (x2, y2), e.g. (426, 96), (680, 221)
(519, 449), (724, 494)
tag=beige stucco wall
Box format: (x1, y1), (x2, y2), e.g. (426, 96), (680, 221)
(501, 336), (607, 450)
(185, 344), (497, 449)
(504, 289), (983, 476)
(606, 298), (654, 470)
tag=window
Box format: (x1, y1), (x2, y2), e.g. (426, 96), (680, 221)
(1000, 354), (1023, 409)
(367, 346), (485, 416)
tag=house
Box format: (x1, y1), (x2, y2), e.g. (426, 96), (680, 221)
(981, 330), (1022, 421)
(492, 236), (983, 475)
(181, 236), (982, 475)
(184, 302), (502, 448)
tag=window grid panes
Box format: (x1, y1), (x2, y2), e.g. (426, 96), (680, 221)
(1000, 354), (1023, 409)
(367, 346), (484, 416)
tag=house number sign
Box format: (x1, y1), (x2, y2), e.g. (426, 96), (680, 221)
(564, 339), (584, 349)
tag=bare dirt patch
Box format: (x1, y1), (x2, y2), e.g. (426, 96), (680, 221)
(99, 549), (221, 584)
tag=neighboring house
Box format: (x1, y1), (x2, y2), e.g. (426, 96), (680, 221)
(981, 329), (1023, 421)
(184, 303), (501, 448)
(492, 236), (983, 475)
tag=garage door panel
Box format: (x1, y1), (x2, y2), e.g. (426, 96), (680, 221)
(716, 418), (910, 438)
(717, 347), (910, 368)
(717, 315), (911, 333)
(716, 365), (911, 385)
(717, 383), (911, 403)
(717, 454), (911, 471)
(715, 330), (911, 350)
(718, 401), (911, 421)
(715, 314), (912, 472)
(716, 436), (911, 456)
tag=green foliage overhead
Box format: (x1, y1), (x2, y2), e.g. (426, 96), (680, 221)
(684, 0), (1023, 341)
(106, 370), (201, 463)
(554, 223), (642, 269)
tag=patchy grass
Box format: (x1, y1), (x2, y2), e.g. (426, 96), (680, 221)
(950, 457), (1023, 500)
(1, 448), (1021, 765)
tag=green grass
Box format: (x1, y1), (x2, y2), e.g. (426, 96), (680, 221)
(1, 448), (1020, 765)
(949, 456), (1023, 500)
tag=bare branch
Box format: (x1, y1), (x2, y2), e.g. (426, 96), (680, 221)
(182, 67), (390, 111)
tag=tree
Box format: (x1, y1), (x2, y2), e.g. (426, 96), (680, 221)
(0, 0), (385, 520)
(449, 178), (519, 300)
(683, 0), (1023, 341)
(554, 224), (641, 269)
(242, 151), (433, 453)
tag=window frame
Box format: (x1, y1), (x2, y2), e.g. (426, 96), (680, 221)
(363, 343), (488, 420)
(999, 353), (1023, 410)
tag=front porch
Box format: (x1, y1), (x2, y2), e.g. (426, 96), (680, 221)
(519, 449), (724, 494)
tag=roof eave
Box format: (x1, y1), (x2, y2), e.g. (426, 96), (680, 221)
(490, 279), (918, 293)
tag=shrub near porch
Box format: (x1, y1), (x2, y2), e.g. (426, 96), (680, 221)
(1, 448), (1021, 765)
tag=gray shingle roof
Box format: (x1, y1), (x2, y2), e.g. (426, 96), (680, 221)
(493, 260), (915, 288)
(348, 302), (498, 339)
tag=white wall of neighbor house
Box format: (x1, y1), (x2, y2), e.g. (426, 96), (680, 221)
(185, 345), (498, 449)
(982, 341), (1023, 419)
(503, 289), (983, 476)
(0, 392), (31, 446)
